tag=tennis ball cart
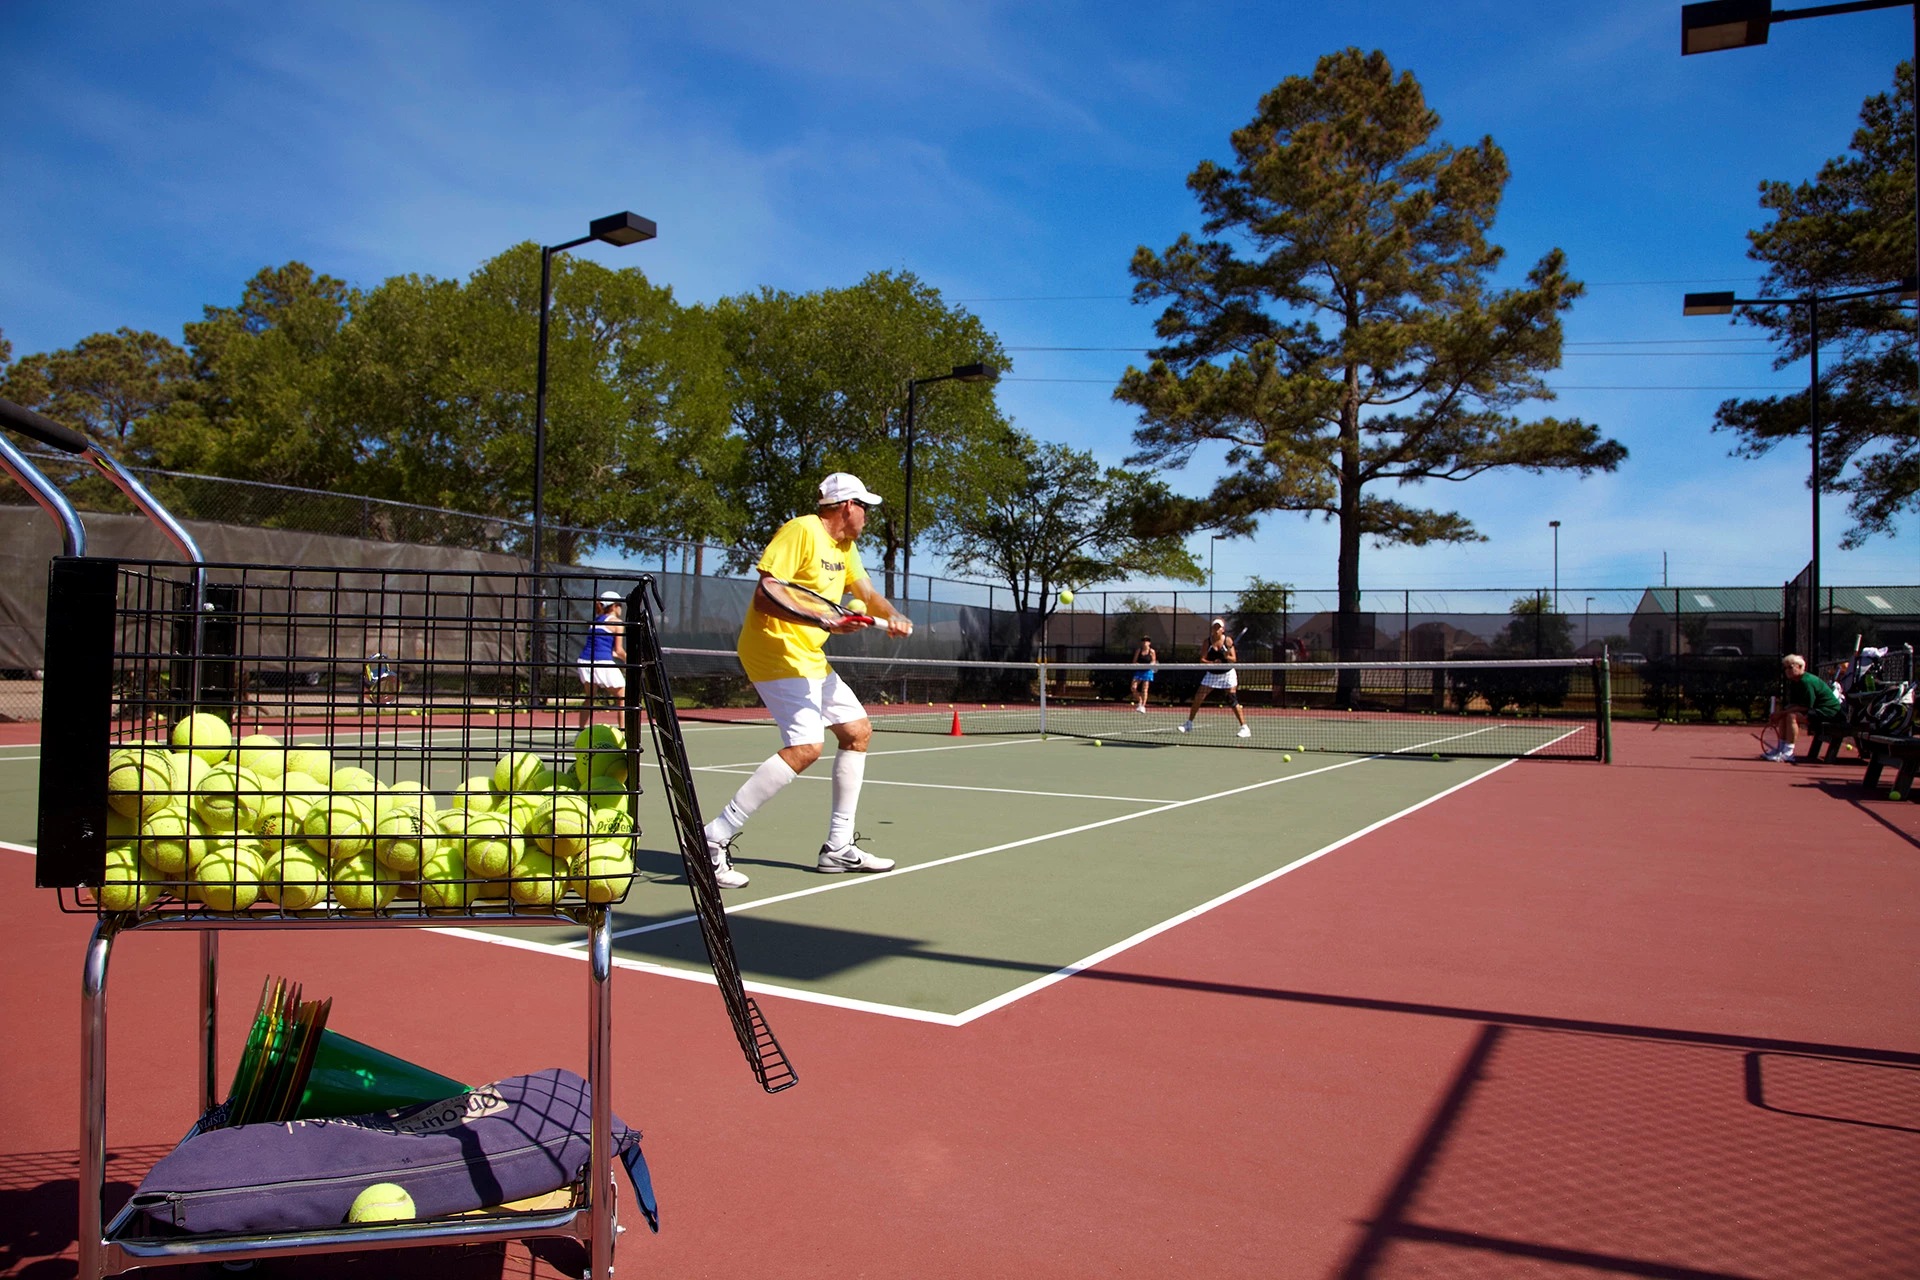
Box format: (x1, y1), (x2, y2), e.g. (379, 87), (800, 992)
(3, 398), (794, 1279)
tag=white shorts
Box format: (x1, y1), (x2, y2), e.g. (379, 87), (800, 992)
(753, 671), (868, 747)
(1200, 670), (1238, 690)
(577, 661), (625, 691)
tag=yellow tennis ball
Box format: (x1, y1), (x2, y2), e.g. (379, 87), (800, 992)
(193, 764), (266, 834)
(589, 805), (634, 837)
(417, 843), (471, 911)
(234, 734), (286, 782)
(303, 796), (373, 862)
(531, 793), (593, 861)
(283, 747), (333, 785)
(509, 847), (565, 906)
(263, 843), (329, 911)
(577, 837), (635, 904)
(192, 840), (264, 913)
(1283, 753), (1292, 762)
(844, 597), (868, 615)
(1093, 739), (1102, 747)
(579, 771), (627, 812)
(107, 749), (175, 821)
(459, 810), (516, 879)
(493, 752), (552, 796)
(1058, 589), (1074, 605)
(1891, 791), (1905, 802)
(347, 1183), (415, 1223)
(171, 712), (232, 765)
(138, 807), (203, 875)
(374, 808), (436, 874)
(386, 780), (437, 815)
(330, 766), (379, 797)
(451, 777), (499, 813)
(331, 851), (396, 912)
(96, 842), (163, 913)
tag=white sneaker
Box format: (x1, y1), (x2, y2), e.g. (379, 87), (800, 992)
(1178, 721), (1193, 734)
(817, 842), (895, 874)
(1236, 724), (1252, 739)
(1135, 704), (1147, 713)
(705, 832), (749, 888)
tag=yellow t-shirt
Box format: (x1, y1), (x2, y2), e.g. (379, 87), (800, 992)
(737, 514), (868, 682)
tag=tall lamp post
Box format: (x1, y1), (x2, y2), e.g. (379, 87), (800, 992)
(1549, 520), (1561, 611)
(901, 362), (997, 591)
(1684, 279), (1913, 666)
(1681, 0), (1919, 376)
(529, 211), (655, 707)
(1209, 534), (1227, 614)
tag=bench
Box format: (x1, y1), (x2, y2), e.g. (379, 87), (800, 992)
(1858, 734), (1920, 802)
(1804, 716), (1862, 763)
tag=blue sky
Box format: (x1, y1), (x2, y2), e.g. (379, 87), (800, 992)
(2, 0), (1913, 595)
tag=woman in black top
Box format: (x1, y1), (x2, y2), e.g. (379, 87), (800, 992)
(1130, 637), (1157, 712)
(1180, 619), (1251, 738)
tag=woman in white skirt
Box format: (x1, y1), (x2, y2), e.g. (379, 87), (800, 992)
(576, 591), (626, 731)
(1179, 618), (1251, 739)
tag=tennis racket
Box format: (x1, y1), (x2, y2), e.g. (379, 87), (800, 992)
(1754, 695), (1780, 755)
(760, 576), (877, 628)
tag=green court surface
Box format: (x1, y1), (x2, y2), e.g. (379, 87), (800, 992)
(0, 726), (1509, 1023)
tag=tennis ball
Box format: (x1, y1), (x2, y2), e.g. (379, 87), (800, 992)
(331, 851), (396, 912)
(508, 847), (566, 906)
(96, 842), (163, 913)
(330, 766), (379, 803)
(459, 810), (516, 878)
(283, 747), (333, 785)
(417, 843), (471, 911)
(844, 596), (869, 615)
(303, 796), (373, 862)
(530, 793), (593, 861)
(1093, 739), (1102, 747)
(1432, 753), (1441, 760)
(507, 794), (542, 832)
(388, 780), (436, 814)
(137, 808), (201, 875)
(1891, 791), (1904, 802)
(234, 734), (286, 782)
(577, 837), (635, 904)
(105, 807), (138, 842)
(263, 843), (330, 911)
(451, 777), (498, 813)
(347, 1182), (415, 1223)
(1058, 589), (1074, 605)
(193, 764), (267, 834)
(192, 840), (264, 913)
(578, 771), (628, 812)
(108, 749), (175, 821)
(1283, 753), (1293, 762)
(374, 808), (436, 874)
(1297, 745), (1306, 753)
(589, 805), (634, 837)
(492, 752), (552, 796)
(171, 712), (232, 765)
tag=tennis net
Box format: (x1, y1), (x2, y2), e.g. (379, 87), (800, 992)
(663, 649), (1610, 761)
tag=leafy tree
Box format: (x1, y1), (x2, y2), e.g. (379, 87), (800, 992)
(1115, 49), (1626, 692)
(1492, 594), (1573, 658)
(0, 328), (12, 371)
(0, 327), (190, 451)
(936, 432), (1202, 659)
(1228, 575), (1295, 650)
(711, 271), (1009, 589)
(1713, 60), (1916, 547)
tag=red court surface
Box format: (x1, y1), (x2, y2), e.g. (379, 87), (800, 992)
(2, 721), (1915, 1278)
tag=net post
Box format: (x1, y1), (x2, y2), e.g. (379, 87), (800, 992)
(1038, 658), (1047, 735)
(1596, 649), (1612, 764)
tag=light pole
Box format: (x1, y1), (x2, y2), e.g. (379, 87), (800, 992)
(1209, 534), (1227, 613)
(1684, 279), (1913, 666)
(1681, 0), (1919, 376)
(1549, 520), (1561, 611)
(529, 211), (654, 707)
(901, 362), (997, 591)
(1585, 596), (1595, 651)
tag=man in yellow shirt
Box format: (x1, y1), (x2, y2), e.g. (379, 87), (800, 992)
(703, 472), (914, 888)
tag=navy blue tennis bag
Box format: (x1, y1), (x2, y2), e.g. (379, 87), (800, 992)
(128, 1069), (657, 1235)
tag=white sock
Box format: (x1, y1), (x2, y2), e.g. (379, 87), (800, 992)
(825, 750), (866, 849)
(707, 755), (798, 842)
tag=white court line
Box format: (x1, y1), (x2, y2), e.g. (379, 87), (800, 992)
(696, 767), (1170, 805)
(1, 840), (34, 854)
(697, 736), (1046, 771)
(594, 717), (1506, 949)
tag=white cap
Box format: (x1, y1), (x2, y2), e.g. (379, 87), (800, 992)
(1211, 617), (1226, 629)
(819, 472), (883, 506)
(598, 590), (623, 602)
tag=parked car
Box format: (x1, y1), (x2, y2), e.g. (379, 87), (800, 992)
(1705, 645), (1745, 657)
(1612, 651), (1648, 665)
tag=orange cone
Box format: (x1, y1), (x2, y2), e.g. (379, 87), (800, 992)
(948, 708), (964, 736)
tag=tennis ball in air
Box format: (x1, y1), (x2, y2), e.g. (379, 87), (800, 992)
(417, 843), (472, 911)
(137, 808), (201, 875)
(303, 796), (373, 862)
(108, 749), (175, 821)
(192, 840), (264, 913)
(193, 764), (267, 834)
(171, 713), (232, 765)
(331, 852), (396, 912)
(263, 844), (330, 912)
(1058, 589), (1075, 605)
(577, 837), (635, 904)
(234, 735), (286, 782)
(459, 810), (516, 878)
(374, 809), (436, 874)
(508, 847), (566, 906)
(347, 1182), (415, 1223)
(283, 747), (333, 785)
(493, 752), (552, 796)
(96, 842), (163, 913)
(531, 793), (593, 861)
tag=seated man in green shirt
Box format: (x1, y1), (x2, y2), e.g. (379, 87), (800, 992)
(1764, 653), (1843, 762)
